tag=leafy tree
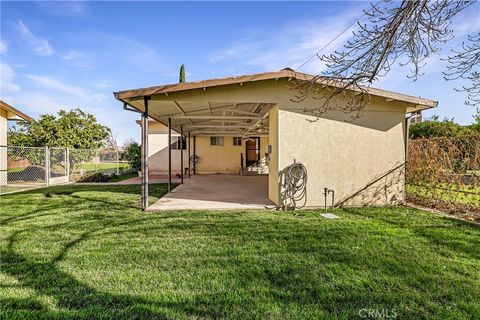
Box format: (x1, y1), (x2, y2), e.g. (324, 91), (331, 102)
(8, 109), (110, 149)
(121, 141), (141, 170)
(409, 116), (477, 139)
(472, 108), (480, 132)
(179, 64), (185, 83)
(8, 109), (110, 168)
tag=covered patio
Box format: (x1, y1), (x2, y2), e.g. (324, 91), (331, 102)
(114, 72), (280, 210)
(148, 174), (273, 210)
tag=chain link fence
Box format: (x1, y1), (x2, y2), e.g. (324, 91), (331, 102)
(406, 135), (480, 221)
(0, 146), (134, 195)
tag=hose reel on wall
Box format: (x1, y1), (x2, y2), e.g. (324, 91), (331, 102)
(189, 155), (199, 175)
(282, 161), (308, 210)
(190, 155), (199, 166)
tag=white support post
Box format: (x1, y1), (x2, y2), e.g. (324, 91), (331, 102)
(96, 150), (99, 172)
(45, 146), (50, 186)
(116, 150), (119, 175)
(66, 148), (70, 183)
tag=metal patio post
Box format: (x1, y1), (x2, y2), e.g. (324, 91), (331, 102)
(168, 117), (172, 193)
(188, 131), (191, 178)
(193, 136), (196, 175)
(141, 96), (150, 210)
(180, 126), (184, 184)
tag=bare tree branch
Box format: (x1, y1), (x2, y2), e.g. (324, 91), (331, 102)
(295, 0), (476, 119)
(444, 33), (480, 106)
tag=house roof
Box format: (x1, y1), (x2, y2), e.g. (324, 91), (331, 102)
(114, 68), (438, 137)
(114, 68), (438, 109)
(0, 100), (32, 122)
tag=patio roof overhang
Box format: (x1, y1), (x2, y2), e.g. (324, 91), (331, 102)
(0, 100), (32, 122)
(142, 101), (273, 137)
(114, 68), (438, 136)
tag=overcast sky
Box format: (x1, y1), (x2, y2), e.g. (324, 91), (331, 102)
(1, 1), (479, 144)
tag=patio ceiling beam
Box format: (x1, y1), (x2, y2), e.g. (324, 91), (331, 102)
(184, 124), (252, 128)
(227, 109), (260, 116)
(189, 131), (244, 135)
(172, 115), (262, 120)
(158, 103), (236, 118)
(172, 101), (194, 124)
(242, 103), (272, 138)
(190, 132), (268, 137)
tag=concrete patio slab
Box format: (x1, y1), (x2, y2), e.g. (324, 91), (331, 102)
(148, 174), (274, 210)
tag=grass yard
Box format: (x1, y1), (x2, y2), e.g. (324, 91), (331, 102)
(0, 185), (39, 195)
(72, 162), (131, 173)
(1, 185), (479, 319)
(407, 183), (480, 206)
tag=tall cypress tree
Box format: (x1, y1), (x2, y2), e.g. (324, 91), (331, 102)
(179, 64), (185, 83)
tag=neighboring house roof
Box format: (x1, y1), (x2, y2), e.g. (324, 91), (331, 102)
(0, 100), (32, 122)
(114, 68), (438, 109)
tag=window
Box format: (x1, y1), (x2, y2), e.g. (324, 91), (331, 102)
(233, 137), (242, 146)
(172, 136), (187, 150)
(210, 136), (224, 146)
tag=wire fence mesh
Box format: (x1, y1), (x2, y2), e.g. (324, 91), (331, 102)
(0, 146), (135, 195)
(406, 135), (480, 221)
(0, 146), (47, 194)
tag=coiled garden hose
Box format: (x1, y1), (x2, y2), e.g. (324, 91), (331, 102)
(190, 155), (199, 165)
(283, 162), (308, 210)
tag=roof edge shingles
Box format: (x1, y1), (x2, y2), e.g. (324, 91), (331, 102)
(114, 68), (437, 108)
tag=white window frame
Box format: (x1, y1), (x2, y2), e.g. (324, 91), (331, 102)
(210, 136), (224, 146)
(233, 137), (242, 146)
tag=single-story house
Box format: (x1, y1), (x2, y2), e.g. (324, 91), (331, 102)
(0, 100), (32, 186)
(114, 68), (437, 210)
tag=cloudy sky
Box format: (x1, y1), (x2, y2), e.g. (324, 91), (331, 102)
(1, 1), (479, 144)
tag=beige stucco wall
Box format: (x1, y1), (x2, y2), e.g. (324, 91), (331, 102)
(194, 136), (268, 174)
(147, 122), (268, 175)
(276, 100), (406, 208)
(1, 109), (7, 185)
(268, 105), (279, 204)
(148, 122), (189, 175)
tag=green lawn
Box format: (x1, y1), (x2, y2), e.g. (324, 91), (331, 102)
(0, 185), (38, 194)
(407, 183), (480, 221)
(1, 185), (479, 319)
(72, 162), (131, 173)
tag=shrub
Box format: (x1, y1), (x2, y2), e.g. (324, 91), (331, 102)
(78, 172), (110, 183)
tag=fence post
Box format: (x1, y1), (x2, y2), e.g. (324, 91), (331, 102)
(116, 150), (119, 175)
(66, 148), (70, 182)
(45, 146), (50, 186)
(96, 150), (99, 173)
